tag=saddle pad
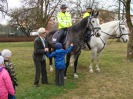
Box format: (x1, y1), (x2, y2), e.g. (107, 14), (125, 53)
(52, 31), (68, 44)
(52, 31), (59, 43)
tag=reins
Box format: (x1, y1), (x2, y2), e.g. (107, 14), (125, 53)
(86, 21), (129, 52)
(100, 22), (128, 39)
(71, 16), (101, 49)
(87, 16), (101, 36)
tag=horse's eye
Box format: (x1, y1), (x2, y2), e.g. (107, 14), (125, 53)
(122, 27), (124, 30)
(92, 21), (95, 23)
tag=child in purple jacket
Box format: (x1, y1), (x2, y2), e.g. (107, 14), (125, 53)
(46, 43), (73, 86)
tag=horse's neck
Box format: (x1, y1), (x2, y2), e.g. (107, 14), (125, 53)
(100, 21), (119, 42)
(71, 17), (88, 40)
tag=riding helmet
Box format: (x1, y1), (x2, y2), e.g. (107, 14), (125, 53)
(86, 6), (92, 10)
(60, 4), (67, 9)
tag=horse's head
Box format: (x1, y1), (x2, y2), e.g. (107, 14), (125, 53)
(116, 21), (129, 43)
(87, 11), (101, 37)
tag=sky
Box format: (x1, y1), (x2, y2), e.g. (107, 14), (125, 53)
(8, 0), (20, 8)
(0, 0), (21, 24)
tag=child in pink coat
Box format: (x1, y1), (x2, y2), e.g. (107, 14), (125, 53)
(0, 56), (15, 99)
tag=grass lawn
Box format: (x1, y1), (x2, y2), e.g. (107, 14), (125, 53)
(0, 41), (133, 99)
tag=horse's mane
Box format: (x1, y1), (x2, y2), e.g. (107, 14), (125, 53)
(70, 16), (89, 33)
(100, 20), (119, 29)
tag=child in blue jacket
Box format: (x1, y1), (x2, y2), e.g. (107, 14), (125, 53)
(46, 42), (73, 86)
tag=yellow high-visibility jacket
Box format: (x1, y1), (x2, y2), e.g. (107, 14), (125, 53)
(83, 12), (91, 18)
(57, 12), (72, 29)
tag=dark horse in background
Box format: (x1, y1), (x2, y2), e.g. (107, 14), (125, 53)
(46, 11), (101, 79)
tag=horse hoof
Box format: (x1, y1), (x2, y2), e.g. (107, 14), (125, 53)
(50, 67), (54, 72)
(74, 73), (78, 78)
(96, 68), (100, 72)
(64, 76), (67, 79)
(89, 70), (94, 73)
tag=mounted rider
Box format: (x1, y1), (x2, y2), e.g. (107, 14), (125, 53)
(82, 6), (93, 48)
(52, 4), (72, 44)
(83, 6), (92, 18)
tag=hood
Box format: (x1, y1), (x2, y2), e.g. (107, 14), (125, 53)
(55, 43), (63, 49)
(0, 67), (4, 73)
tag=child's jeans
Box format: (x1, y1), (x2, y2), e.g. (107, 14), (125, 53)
(8, 94), (15, 99)
(55, 69), (65, 86)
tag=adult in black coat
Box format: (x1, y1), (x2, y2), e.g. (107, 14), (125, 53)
(32, 27), (49, 87)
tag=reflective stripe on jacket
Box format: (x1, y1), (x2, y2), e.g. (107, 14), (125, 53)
(57, 12), (72, 29)
(83, 12), (91, 18)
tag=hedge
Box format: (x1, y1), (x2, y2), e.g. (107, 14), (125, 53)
(0, 36), (36, 42)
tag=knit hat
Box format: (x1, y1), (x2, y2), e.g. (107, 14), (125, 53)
(55, 43), (63, 49)
(38, 27), (46, 35)
(1, 49), (12, 59)
(0, 56), (4, 65)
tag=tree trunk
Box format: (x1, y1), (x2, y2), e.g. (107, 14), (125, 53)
(126, 0), (133, 60)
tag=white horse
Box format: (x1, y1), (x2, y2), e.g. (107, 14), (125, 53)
(85, 20), (129, 73)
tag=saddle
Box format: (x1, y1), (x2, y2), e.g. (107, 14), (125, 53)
(84, 31), (92, 42)
(84, 30), (92, 50)
(52, 30), (68, 44)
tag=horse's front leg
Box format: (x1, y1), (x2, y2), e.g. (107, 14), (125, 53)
(64, 53), (71, 79)
(73, 50), (81, 78)
(49, 47), (54, 72)
(89, 50), (96, 73)
(96, 51), (102, 72)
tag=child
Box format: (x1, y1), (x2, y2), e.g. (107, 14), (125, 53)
(46, 42), (73, 86)
(0, 56), (15, 99)
(1, 49), (18, 99)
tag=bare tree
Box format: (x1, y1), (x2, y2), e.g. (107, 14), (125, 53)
(0, 0), (8, 15)
(9, 7), (39, 36)
(9, 0), (61, 36)
(124, 0), (133, 60)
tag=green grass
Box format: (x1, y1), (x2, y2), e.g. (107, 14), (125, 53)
(0, 41), (133, 99)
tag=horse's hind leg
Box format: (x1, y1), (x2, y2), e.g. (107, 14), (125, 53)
(70, 55), (74, 67)
(49, 58), (53, 72)
(64, 53), (71, 79)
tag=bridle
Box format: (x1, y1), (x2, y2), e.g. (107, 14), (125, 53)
(100, 22), (128, 40)
(117, 22), (129, 38)
(70, 16), (101, 49)
(87, 16), (101, 36)
(86, 21), (129, 52)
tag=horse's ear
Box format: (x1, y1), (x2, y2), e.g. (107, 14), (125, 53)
(95, 11), (99, 17)
(119, 18), (126, 24)
(123, 18), (127, 23)
(119, 18), (123, 22)
(91, 10), (94, 16)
